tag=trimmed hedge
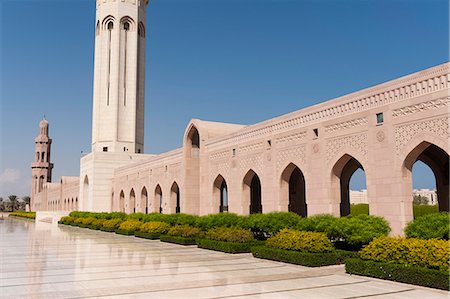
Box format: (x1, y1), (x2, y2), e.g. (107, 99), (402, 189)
(350, 204), (369, 216)
(160, 235), (197, 245)
(252, 246), (358, 267)
(196, 238), (261, 254)
(405, 212), (449, 240)
(139, 221), (171, 234)
(117, 220), (143, 235)
(167, 225), (202, 238)
(115, 229), (136, 236)
(205, 227), (254, 243)
(102, 219), (123, 231)
(413, 204), (439, 219)
(134, 231), (161, 240)
(266, 229), (334, 253)
(360, 237), (449, 270)
(345, 258), (449, 290)
(10, 211), (36, 220)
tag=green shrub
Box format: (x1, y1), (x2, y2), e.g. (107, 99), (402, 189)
(195, 213), (244, 231)
(160, 235), (197, 245)
(350, 204), (369, 216)
(134, 231), (162, 239)
(81, 217), (96, 226)
(205, 227), (254, 243)
(102, 218), (123, 230)
(109, 212), (127, 220)
(90, 218), (105, 229)
(69, 211), (93, 218)
(141, 213), (171, 223)
(74, 217), (84, 225)
(139, 221), (171, 234)
(405, 212), (449, 240)
(126, 213), (146, 221)
(9, 211), (36, 219)
(252, 246), (357, 267)
(167, 225), (202, 238)
(296, 214), (338, 236)
(196, 238), (260, 253)
(413, 204), (439, 219)
(329, 214), (390, 248)
(118, 220), (143, 232)
(360, 237), (449, 271)
(266, 229), (334, 253)
(59, 216), (75, 224)
(242, 212), (303, 238)
(345, 258), (449, 290)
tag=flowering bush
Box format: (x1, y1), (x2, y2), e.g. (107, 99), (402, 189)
(266, 229), (334, 253)
(10, 211), (36, 219)
(205, 227), (254, 243)
(118, 220), (143, 232)
(360, 237), (450, 270)
(81, 217), (96, 226)
(102, 218), (123, 230)
(59, 216), (75, 224)
(139, 221), (171, 234)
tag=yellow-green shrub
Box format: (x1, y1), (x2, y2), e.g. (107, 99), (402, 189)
(91, 218), (105, 228)
(102, 218), (123, 229)
(60, 216), (75, 224)
(81, 217), (96, 225)
(266, 229), (334, 253)
(119, 220), (143, 232)
(139, 221), (171, 234)
(205, 227), (254, 243)
(360, 237), (450, 270)
(10, 211), (36, 219)
(167, 225), (201, 238)
(74, 217), (84, 224)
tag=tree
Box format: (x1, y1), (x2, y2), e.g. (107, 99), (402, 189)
(22, 196), (30, 205)
(8, 195), (18, 212)
(413, 194), (429, 205)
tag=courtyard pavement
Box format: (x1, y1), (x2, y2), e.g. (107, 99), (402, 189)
(0, 216), (448, 299)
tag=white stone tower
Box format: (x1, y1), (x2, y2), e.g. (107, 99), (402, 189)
(79, 0), (151, 212)
(31, 118), (53, 210)
(91, 0), (148, 154)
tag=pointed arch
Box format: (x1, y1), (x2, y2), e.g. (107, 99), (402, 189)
(331, 154), (365, 216)
(243, 169), (262, 214)
(129, 188), (136, 213)
(213, 175), (228, 213)
(83, 175), (89, 207)
(186, 125), (200, 149)
(403, 141), (449, 212)
(171, 182), (180, 213)
(102, 15), (116, 30)
(280, 163), (307, 217)
(119, 190), (125, 212)
(141, 186), (148, 214)
(155, 185), (163, 213)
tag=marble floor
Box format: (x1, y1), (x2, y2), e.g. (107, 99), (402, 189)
(0, 216), (448, 299)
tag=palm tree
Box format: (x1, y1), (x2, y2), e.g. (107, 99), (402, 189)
(8, 195), (18, 212)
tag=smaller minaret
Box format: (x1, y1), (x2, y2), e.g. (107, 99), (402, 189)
(31, 118), (54, 210)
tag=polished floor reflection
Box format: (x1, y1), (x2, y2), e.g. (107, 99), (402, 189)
(1, 217), (448, 299)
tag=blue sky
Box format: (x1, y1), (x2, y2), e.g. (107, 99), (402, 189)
(1, 0), (448, 197)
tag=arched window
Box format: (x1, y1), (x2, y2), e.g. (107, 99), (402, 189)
(187, 127), (200, 148)
(107, 21), (114, 30)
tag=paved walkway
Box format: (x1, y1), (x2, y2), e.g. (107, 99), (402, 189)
(0, 217), (448, 299)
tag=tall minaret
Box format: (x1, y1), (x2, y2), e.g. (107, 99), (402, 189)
(31, 118), (54, 210)
(91, 0), (148, 154)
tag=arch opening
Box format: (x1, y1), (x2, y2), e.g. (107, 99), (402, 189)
(155, 185), (163, 214)
(213, 175), (228, 213)
(281, 163), (307, 217)
(119, 190), (125, 212)
(405, 142), (449, 212)
(141, 187), (148, 214)
(187, 126), (200, 149)
(332, 155), (365, 217)
(130, 189), (136, 213)
(243, 170), (262, 214)
(171, 182), (180, 213)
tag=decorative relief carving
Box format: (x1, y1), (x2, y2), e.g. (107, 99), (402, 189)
(276, 145), (306, 171)
(239, 155), (263, 174)
(376, 131), (385, 142)
(206, 66), (448, 149)
(395, 117), (449, 153)
(210, 150), (229, 160)
(313, 144), (320, 153)
(209, 161), (231, 178)
(392, 97), (450, 118)
(239, 142), (264, 154)
(275, 131), (307, 145)
(325, 118), (368, 133)
(326, 133), (368, 162)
